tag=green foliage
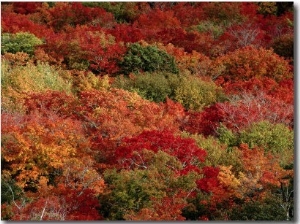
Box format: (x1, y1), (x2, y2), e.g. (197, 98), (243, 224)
(257, 2), (278, 16)
(173, 75), (222, 111)
(238, 121), (294, 166)
(215, 121), (293, 167)
(114, 72), (223, 110)
(1, 32), (43, 56)
(83, 2), (138, 23)
(1, 178), (24, 205)
(202, 2), (244, 25)
(100, 150), (199, 220)
(113, 72), (174, 103)
(216, 124), (238, 148)
(119, 43), (179, 75)
(192, 21), (225, 38)
(1, 58), (73, 112)
(229, 196), (287, 220)
(181, 132), (242, 172)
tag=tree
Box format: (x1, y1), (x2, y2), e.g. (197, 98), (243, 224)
(83, 2), (144, 23)
(41, 26), (126, 73)
(107, 23), (144, 43)
(133, 8), (181, 40)
(114, 130), (206, 173)
(45, 2), (115, 31)
(1, 110), (102, 192)
(238, 121), (294, 166)
(5, 186), (102, 221)
(1, 32), (43, 55)
(210, 46), (293, 83)
(12, 2), (42, 14)
(100, 150), (199, 220)
(119, 42), (178, 75)
(1, 59), (73, 113)
(221, 77), (294, 105)
(113, 71), (223, 110)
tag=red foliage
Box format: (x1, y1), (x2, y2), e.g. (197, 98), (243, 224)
(41, 25), (126, 73)
(125, 193), (187, 221)
(196, 166), (220, 193)
(46, 2), (115, 31)
(216, 93), (293, 131)
(240, 2), (260, 19)
(172, 3), (204, 27)
(257, 12), (294, 46)
(24, 91), (75, 117)
(10, 186), (102, 221)
(182, 91), (293, 135)
(218, 22), (266, 52)
(115, 130), (207, 173)
(12, 2), (42, 14)
(170, 30), (215, 55)
(107, 24), (145, 43)
(1, 11), (52, 37)
(23, 89), (186, 168)
(133, 8), (181, 41)
(222, 77), (294, 105)
(181, 103), (225, 136)
(239, 144), (293, 194)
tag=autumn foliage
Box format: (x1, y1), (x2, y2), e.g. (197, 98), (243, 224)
(1, 2), (294, 221)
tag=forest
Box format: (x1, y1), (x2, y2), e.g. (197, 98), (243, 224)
(1, 2), (294, 221)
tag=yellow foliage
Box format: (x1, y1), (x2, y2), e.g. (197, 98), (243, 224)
(218, 165), (241, 198)
(174, 75), (221, 111)
(71, 71), (111, 93)
(1, 57), (73, 112)
(258, 2), (277, 15)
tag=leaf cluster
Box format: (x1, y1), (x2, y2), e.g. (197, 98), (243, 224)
(1, 32), (43, 55)
(119, 43), (179, 75)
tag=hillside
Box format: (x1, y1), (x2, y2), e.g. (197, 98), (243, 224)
(1, 2), (294, 221)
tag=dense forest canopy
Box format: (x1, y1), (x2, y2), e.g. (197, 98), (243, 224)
(1, 2), (294, 221)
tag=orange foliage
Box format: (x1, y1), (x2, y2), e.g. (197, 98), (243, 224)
(237, 144), (293, 200)
(125, 193), (187, 221)
(211, 46), (293, 83)
(1, 111), (103, 193)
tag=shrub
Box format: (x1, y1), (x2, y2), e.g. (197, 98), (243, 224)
(119, 43), (179, 75)
(1, 32), (43, 55)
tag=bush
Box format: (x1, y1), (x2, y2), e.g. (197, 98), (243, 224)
(1, 32), (43, 55)
(119, 43), (179, 75)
